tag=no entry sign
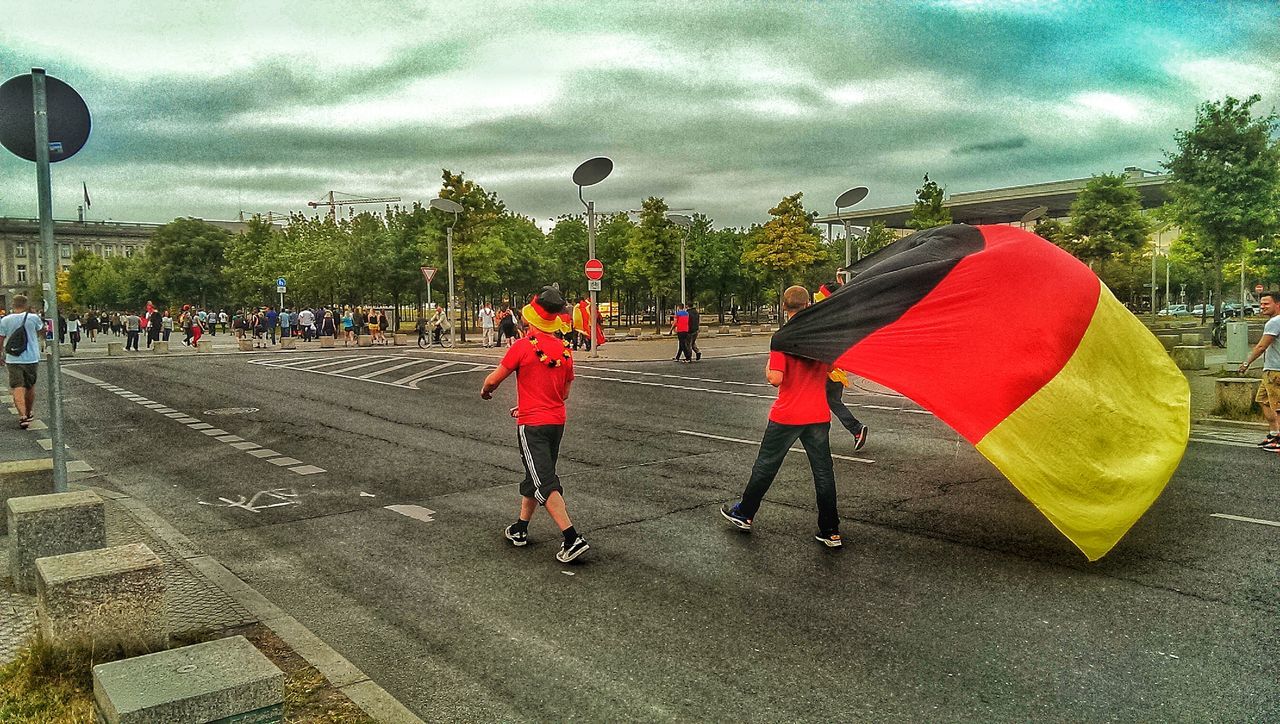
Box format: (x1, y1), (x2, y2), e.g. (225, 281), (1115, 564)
(585, 258), (604, 281)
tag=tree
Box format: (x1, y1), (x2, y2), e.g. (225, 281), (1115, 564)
(144, 218), (231, 307)
(907, 174), (951, 230)
(1064, 173), (1152, 275)
(742, 192), (824, 284)
(1164, 95), (1280, 324)
(860, 221), (897, 258)
(689, 225), (747, 323)
(624, 197), (680, 329)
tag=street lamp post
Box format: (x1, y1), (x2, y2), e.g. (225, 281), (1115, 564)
(835, 186), (869, 270)
(429, 197), (463, 348)
(667, 214), (693, 305)
(573, 157), (613, 359)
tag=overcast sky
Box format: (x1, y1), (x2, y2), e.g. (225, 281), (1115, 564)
(1, 0), (1277, 229)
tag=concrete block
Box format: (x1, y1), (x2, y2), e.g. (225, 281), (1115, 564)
(319, 336), (335, 348)
(628, 328), (642, 339)
(1215, 377), (1260, 417)
(279, 337), (296, 350)
(1156, 334), (1180, 351)
(738, 326), (753, 337)
(1171, 345), (1206, 370)
(152, 341), (170, 354)
(1180, 332), (1202, 345)
(719, 326), (731, 335)
(107, 342), (124, 356)
(197, 340), (214, 353)
(7, 490), (107, 594)
(0, 458), (54, 535)
(393, 333), (409, 346)
(59, 344), (75, 357)
(93, 635), (285, 724)
(357, 335), (373, 348)
(702, 329), (716, 338)
(238, 338), (254, 352)
(36, 542), (167, 652)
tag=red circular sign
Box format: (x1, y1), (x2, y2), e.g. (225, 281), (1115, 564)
(585, 258), (604, 281)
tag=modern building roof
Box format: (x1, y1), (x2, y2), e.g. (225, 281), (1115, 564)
(814, 167), (1172, 229)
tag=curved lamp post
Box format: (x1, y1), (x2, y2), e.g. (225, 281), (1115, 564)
(573, 157), (613, 358)
(835, 186), (869, 269)
(667, 214), (692, 306)
(429, 197), (463, 347)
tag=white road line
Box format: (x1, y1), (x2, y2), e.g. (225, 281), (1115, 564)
(677, 429), (875, 464)
(385, 504), (436, 522)
(1188, 437), (1258, 449)
(268, 457), (303, 466)
(313, 357), (406, 375)
(391, 362), (460, 386)
(575, 364), (774, 388)
(289, 465), (326, 475)
(357, 358), (428, 379)
(253, 354), (363, 370)
(577, 374), (775, 400)
(1210, 513), (1280, 528)
(400, 365), (489, 385)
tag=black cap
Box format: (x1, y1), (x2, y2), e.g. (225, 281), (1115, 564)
(536, 286), (567, 314)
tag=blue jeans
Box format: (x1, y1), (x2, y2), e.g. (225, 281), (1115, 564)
(737, 421), (839, 534)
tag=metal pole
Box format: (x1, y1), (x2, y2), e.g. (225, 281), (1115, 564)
(32, 70), (68, 491)
(680, 232), (687, 306)
(1151, 237), (1158, 322)
(588, 200), (598, 359)
(447, 223), (456, 348)
(842, 218), (852, 268)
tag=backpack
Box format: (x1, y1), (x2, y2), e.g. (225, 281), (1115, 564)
(4, 312), (30, 357)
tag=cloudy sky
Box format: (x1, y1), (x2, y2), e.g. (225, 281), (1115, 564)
(1, 0), (1277, 229)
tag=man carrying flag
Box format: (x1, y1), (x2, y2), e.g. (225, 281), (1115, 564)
(481, 287), (590, 563)
(571, 297), (604, 351)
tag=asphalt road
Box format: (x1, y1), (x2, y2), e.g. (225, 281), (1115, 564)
(56, 347), (1278, 722)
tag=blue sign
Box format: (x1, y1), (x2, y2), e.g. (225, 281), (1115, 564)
(276, 277), (287, 287)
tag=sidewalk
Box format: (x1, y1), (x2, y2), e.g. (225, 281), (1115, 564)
(0, 408), (422, 722)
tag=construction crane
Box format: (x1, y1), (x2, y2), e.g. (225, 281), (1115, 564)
(307, 191), (402, 220)
(238, 210), (292, 224)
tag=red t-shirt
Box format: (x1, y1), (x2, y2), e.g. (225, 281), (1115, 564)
(767, 350), (831, 425)
(500, 331), (575, 426)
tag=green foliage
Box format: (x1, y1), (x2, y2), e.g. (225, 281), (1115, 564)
(861, 221), (897, 258)
(624, 196), (681, 296)
(143, 217), (232, 307)
(1065, 173), (1152, 268)
(907, 174), (951, 230)
(1164, 94), (1280, 321)
(1033, 218), (1068, 248)
(742, 192), (825, 283)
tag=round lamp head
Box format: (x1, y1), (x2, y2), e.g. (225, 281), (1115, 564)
(666, 214), (692, 228)
(429, 198), (463, 214)
(1020, 205), (1048, 223)
(835, 186), (868, 209)
(573, 156), (613, 187)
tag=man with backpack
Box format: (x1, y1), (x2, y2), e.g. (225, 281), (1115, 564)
(0, 295), (45, 430)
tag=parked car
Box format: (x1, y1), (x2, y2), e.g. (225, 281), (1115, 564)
(1191, 304), (1215, 316)
(1157, 304), (1188, 317)
(1221, 302), (1259, 317)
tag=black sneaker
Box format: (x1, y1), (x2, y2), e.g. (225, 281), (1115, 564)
(695, 351), (702, 361)
(504, 524), (528, 547)
(852, 424), (869, 452)
(1257, 433), (1278, 448)
(720, 503), (752, 531)
(556, 535), (589, 563)
(814, 531), (843, 548)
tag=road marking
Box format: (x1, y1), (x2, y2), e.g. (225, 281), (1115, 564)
(199, 488), (300, 514)
(156, 407), (176, 413)
(165, 412), (187, 418)
(390, 362), (458, 385)
(290, 465), (325, 475)
(230, 441), (260, 450)
(395, 364), (488, 385)
(189, 422), (214, 430)
(677, 429), (875, 464)
(1210, 513), (1280, 528)
(66, 460), (94, 473)
(250, 353), (490, 389)
(175, 416), (200, 424)
(576, 364), (774, 388)
(386, 505), (436, 523)
(268, 457), (303, 466)
(357, 358), (427, 379)
(27, 419), (48, 430)
(215, 435), (243, 443)
(321, 357), (408, 374)
(200, 428), (230, 436)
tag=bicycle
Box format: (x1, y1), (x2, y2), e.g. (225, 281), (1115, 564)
(1210, 320), (1228, 348)
(417, 327), (453, 349)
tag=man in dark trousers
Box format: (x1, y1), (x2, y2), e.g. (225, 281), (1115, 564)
(815, 280), (868, 450)
(722, 285), (842, 547)
(688, 302), (702, 361)
(481, 287), (590, 563)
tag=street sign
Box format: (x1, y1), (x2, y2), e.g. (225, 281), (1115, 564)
(585, 258), (604, 281)
(0, 73), (91, 163)
(421, 266), (437, 284)
(276, 286), (286, 294)
(587, 279), (601, 292)
(276, 277), (287, 287)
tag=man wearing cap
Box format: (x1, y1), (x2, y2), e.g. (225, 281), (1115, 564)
(480, 287), (590, 563)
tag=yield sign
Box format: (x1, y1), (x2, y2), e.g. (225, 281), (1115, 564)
(421, 266), (437, 284)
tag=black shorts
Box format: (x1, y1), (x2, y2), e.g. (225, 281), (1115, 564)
(518, 424), (564, 504)
(6, 362), (38, 389)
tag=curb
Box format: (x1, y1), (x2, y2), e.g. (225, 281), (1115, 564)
(1193, 417), (1268, 430)
(89, 486), (424, 724)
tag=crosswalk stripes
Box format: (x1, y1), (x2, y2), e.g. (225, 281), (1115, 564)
(248, 354), (490, 389)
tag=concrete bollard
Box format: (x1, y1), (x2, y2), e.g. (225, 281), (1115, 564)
(7, 490), (107, 594)
(394, 333), (409, 346)
(280, 337), (297, 350)
(152, 341), (169, 354)
(719, 326), (731, 335)
(357, 335), (373, 348)
(93, 635), (285, 724)
(197, 340), (214, 353)
(319, 336), (335, 348)
(107, 342), (124, 356)
(36, 542), (167, 652)
(1215, 378), (1260, 418)
(237, 339), (253, 352)
(1156, 335), (1180, 351)
(1180, 332), (1202, 345)
(738, 326), (753, 337)
(628, 328), (642, 339)
(0, 459), (54, 535)
(1171, 345), (1207, 371)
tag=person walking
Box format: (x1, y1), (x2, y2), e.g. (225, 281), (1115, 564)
(688, 302), (702, 361)
(341, 307), (354, 345)
(670, 304), (691, 362)
(814, 279), (869, 451)
(279, 308), (292, 339)
(162, 310), (173, 342)
(298, 307), (315, 342)
(124, 310), (141, 351)
(1239, 291), (1280, 451)
(367, 308), (382, 344)
(1, 295), (44, 429)
(66, 313), (81, 353)
(498, 305), (518, 347)
(721, 285), (843, 548)
(479, 301), (497, 348)
(265, 306), (279, 345)
(480, 287), (589, 563)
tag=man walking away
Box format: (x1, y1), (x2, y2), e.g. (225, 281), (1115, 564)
(480, 287), (589, 564)
(0, 295), (44, 429)
(671, 304), (691, 362)
(124, 310), (141, 351)
(722, 285), (843, 547)
(814, 279), (868, 451)
(479, 301), (496, 348)
(265, 306), (279, 345)
(298, 307), (314, 342)
(1239, 291), (1280, 450)
(280, 308), (292, 339)
(688, 302), (702, 361)
(66, 313), (81, 352)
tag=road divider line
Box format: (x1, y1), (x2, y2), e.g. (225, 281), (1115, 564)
(678, 429), (874, 464)
(390, 362), (460, 386)
(1210, 513), (1280, 528)
(358, 358), (428, 379)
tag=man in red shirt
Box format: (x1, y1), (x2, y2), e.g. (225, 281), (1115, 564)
(722, 285), (842, 547)
(480, 287), (589, 563)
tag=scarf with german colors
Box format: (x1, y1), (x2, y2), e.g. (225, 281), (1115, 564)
(772, 224), (1189, 560)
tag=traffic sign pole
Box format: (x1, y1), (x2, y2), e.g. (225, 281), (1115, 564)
(33, 70), (68, 492)
(587, 202), (598, 358)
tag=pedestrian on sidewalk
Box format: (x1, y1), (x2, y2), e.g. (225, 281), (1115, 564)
(479, 301), (496, 348)
(1238, 291), (1280, 450)
(161, 310), (173, 342)
(124, 310), (141, 351)
(265, 306), (279, 345)
(66, 313), (81, 352)
(0, 295), (43, 429)
(298, 307), (315, 342)
(722, 285), (843, 548)
(688, 302), (702, 361)
(280, 308), (292, 339)
(480, 286), (590, 563)
(670, 304), (691, 362)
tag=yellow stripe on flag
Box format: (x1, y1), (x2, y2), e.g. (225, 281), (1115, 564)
(975, 286), (1189, 560)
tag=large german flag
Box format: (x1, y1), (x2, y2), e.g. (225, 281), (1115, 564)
(772, 224), (1189, 560)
